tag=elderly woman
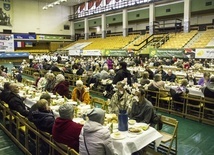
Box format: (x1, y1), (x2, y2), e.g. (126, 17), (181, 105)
(53, 74), (70, 98)
(44, 73), (56, 92)
(198, 72), (210, 86)
(140, 71), (150, 86)
(79, 108), (117, 155)
(7, 83), (29, 116)
(52, 104), (83, 152)
(148, 74), (165, 91)
(72, 80), (90, 104)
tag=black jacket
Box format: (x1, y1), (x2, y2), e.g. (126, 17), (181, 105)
(113, 69), (132, 86)
(7, 92), (29, 117)
(31, 110), (55, 134)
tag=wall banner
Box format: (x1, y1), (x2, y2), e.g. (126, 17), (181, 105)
(102, 49), (127, 56)
(195, 48), (214, 58)
(149, 49), (186, 58)
(0, 0), (12, 26)
(68, 50), (81, 56)
(82, 50), (101, 56)
(0, 34), (14, 52)
(14, 34), (36, 40)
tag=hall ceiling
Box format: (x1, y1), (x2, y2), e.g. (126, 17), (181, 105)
(38, 0), (88, 7)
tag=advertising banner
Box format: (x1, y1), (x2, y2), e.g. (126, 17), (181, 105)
(82, 50), (101, 56)
(149, 49), (186, 58)
(0, 52), (29, 58)
(102, 49), (127, 56)
(68, 50), (81, 56)
(195, 48), (214, 58)
(14, 34), (36, 40)
(36, 35), (64, 40)
(0, 34), (14, 52)
(0, 0), (12, 26)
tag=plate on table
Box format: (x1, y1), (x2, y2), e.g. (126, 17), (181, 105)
(111, 132), (126, 140)
(128, 127), (143, 134)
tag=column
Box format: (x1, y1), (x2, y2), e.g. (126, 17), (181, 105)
(123, 9), (128, 37)
(184, 0), (190, 33)
(84, 17), (89, 40)
(70, 21), (75, 41)
(149, 3), (155, 35)
(70, 6), (75, 41)
(102, 14), (106, 38)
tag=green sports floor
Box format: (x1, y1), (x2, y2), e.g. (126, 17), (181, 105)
(0, 112), (213, 155)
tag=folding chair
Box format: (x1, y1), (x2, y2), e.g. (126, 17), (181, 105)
(145, 89), (159, 107)
(70, 149), (79, 155)
(201, 97), (214, 125)
(158, 89), (172, 113)
(158, 115), (178, 155)
(185, 94), (202, 121)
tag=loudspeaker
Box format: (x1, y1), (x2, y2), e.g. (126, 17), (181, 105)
(199, 25), (206, 31)
(64, 25), (70, 30)
(212, 19), (214, 25)
(175, 23), (182, 28)
(3, 29), (12, 34)
(107, 30), (111, 34)
(128, 28), (133, 32)
(146, 26), (149, 31)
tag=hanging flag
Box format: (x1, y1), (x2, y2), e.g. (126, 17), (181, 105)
(17, 41), (25, 48)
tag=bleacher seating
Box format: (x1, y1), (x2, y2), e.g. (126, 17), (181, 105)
(191, 29), (214, 48)
(161, 30), (198, 49)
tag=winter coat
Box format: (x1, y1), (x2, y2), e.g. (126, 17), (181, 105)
(53, 81), (70, 98)
(79, 121), (116, 155)
(7, 92), (29, 117)
(52, 118), (83, 152)
(31, 110), (55, 134)
(72, 86), (90, 104)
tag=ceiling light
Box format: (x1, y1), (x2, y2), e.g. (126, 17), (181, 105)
(48, 4), (54, 8)
(54, 1), (60, 5)
(60, 0), (67, 2)
(42, 6), (48, 10)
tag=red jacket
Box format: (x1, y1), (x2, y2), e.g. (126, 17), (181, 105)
(52, 118), (83, 152)
(53, 81), (70, 98)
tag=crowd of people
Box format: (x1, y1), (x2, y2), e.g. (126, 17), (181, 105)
(0, 55), (214, 155)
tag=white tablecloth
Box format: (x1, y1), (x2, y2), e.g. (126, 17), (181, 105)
(112, 123), (162, 155)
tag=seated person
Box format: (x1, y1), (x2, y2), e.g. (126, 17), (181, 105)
(52, 104), (83, 152)
(163, 70), (176, 82)
(7, 83), (29, 117)
(28, 93), (51, 121)
(170, 79), (189, 111)
(140, 71), (150, 86)
(33, 72), (41, 87)
(185, 72), (197, 86)
(202, 76), (214, 98)
(53, 74), (70, 98)
(30, 99), (55, 134)
(108, 82), (131, 114)
(154, 66), (166, 81)
(129, 89), (158, 127)
(0, 82), (11, 103)
(72, 80), (90, 104)
(148, 74), (165, 91)
(79, 108), (117, 155)
(44, 73), (56, 92)
(198, 72), (210, 86)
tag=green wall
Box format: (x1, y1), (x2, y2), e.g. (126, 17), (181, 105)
(74, 22), (84, 30)
(191, 0), (214, 12)
(155, 3), (184, 17)
(89, 18), (101, 27)
(128, 9), (149, 21)
(106, 14), (122, 24)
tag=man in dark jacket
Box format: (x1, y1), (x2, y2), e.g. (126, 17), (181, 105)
(7, 83), (29, 117)
(202, 76), (214, 110)
(0, 82), (11, 103)
(113, 61), (132, 86)
(129, 89), (158, 126)
(163, 70), (176, 82)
